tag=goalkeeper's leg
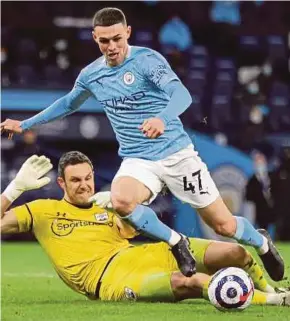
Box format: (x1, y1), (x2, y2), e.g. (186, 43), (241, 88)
(138, 271), (290, 306)
(201, 240), (275, 293)
(201, 277), (290, 306)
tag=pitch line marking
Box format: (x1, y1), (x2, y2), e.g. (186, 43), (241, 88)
(2, 272), (56, 278)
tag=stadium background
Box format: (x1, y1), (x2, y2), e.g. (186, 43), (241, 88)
(1, 0), (290, 242)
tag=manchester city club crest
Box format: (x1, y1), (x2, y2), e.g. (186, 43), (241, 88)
(123, 72), (135, 85)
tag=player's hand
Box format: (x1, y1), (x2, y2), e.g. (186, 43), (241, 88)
(3, 155), (53, 202)
(14, 155), (53, 191)
(139, 118), (165, 139)
(88, 191), (113, 209)
(0, 119), (23, 139)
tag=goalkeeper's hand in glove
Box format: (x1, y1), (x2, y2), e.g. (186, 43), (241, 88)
(3, 155), (53, 202)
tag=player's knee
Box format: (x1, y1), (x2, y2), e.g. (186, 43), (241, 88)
(111, 193), (137, 216)
(213, 217), (236, 237)
(227, 244), (248, 267)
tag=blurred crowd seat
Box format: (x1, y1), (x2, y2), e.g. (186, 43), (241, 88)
(1, 1), (289, 146)
(268, 82), (290, 131)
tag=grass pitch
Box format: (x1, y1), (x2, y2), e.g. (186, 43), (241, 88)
(1, 242), (290, 321)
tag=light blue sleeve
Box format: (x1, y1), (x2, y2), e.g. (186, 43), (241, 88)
(142, 51), (179, 90)
(20, 72), (92, 130)
(156, 80), (192, 126)
(142, 51), (192, 126)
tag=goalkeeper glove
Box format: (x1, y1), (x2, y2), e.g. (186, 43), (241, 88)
(3, 155), (53, 202)
(89, 191), (112, 209)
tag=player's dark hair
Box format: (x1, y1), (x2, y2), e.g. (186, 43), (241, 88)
(58, 151), (93, 178)
(92, 7), (126, 28)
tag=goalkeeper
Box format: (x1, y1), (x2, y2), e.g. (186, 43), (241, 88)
(1, 152), (289, 306)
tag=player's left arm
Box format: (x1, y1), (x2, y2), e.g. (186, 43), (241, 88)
(140, 52), (192, 138)
(158, 80), (192, 125)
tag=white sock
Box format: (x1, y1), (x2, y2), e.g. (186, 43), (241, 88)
(264, 284), (276, 293)
(257, 235), (269, 255)
(168, 231), (181, 247)
(266, 293), (285, 305)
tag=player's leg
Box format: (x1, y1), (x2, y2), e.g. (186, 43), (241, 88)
(157, 237), (282, 295)
(197, 198), (284, 281)
(100, 245), (209, 302)
(252, 290), (290, 306)
(169, 272), (290, 306)
(112, 176), (178, 243)
(162, 145), (284, 281)
(198, 239), (275, 293)
(186, 237), (275, 293)
(98, 245), (177, 302)
(148, 238), (283, 297)
(99, 244), (290, 306)
(111, 158), (195, 276)
(140, 270), (290, 306)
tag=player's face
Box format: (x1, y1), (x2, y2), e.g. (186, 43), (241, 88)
(92, 23), (131, 67)
(57, 163), (95, 206)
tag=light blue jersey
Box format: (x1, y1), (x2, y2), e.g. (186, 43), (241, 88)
(21, 46), (192, 161)
(77, 46), (192, 160)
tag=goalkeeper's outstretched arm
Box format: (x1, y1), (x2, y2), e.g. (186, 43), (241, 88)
(1, 195), (19, 234)
(1, 155), (53, 234)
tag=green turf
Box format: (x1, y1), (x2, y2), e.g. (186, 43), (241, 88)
(1, 242), (290, 321)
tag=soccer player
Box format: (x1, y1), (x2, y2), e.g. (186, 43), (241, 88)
(0, 8), (284, 280)
(1, 152), (289, 306)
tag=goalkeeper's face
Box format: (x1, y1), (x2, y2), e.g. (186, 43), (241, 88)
(58, 163), (95, 206)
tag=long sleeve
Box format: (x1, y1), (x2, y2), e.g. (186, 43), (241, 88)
(20, 84), (92, 130)
(141, 51), (192, 126)
(156, 80), (192, 126)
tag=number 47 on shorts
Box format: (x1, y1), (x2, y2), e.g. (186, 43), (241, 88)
(183, 170), (209, 195)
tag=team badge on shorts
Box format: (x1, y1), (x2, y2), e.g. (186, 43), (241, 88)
(123, 72), (135, 85)
(124, 286), (137, 301)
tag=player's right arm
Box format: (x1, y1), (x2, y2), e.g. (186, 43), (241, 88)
(0, 73), (91, 137)
(1, 155), (53, 234)
(1, 196), (19, 233)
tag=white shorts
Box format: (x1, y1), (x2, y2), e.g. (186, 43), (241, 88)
(113, 145), (220, 208)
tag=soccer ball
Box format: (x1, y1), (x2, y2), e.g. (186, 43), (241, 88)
(208, 267), (254, 311)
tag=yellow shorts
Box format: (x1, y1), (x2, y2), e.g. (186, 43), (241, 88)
(99, 237), (212, 301)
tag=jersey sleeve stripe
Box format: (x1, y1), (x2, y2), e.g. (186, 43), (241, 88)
(25, 204), (34, 231)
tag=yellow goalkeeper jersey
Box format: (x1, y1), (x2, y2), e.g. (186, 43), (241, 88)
(13, 199), (132, 297)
